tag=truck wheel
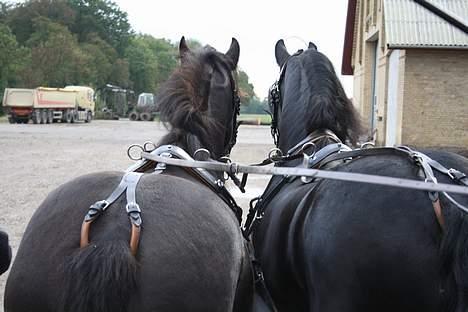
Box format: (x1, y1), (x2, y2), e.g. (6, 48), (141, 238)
(8, 116), (16, 124)
(70, 110), (76, 123)
(85, 111), (92, 123)
(140, 112), (151, 121)
(32, 110), (40, 124)
(129, 112), (139, 121)
(104, 111), (113, 120)
(41, 110), (48, 124)
(47, 110), (53, 123)
(65, 110), (72, 123)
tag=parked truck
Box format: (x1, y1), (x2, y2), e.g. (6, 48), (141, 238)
(2, 86), (95, 124)
(128, 93), (158, 121)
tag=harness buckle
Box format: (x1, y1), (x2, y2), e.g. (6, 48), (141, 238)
(126, 202), (142, 227)
(448, 168), (466, 182)
(126, 202), (141, 214)
(84, 200), (110, 222)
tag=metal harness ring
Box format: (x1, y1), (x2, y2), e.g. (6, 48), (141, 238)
(127, 144), (144, 161)
(268, 148), (284, 162)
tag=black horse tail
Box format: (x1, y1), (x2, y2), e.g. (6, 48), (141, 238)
(61, 241), (138, 312)
(440, 198), (468, 312)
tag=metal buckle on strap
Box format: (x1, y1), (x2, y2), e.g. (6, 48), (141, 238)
(126, 202), (142, 227)
(448, 168), (467, 182)
(84, 200), (110, 222)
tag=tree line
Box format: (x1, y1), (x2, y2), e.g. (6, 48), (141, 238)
(0, 0), (260, 113)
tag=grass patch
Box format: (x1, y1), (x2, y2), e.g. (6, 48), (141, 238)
(238, 114), (271, 125)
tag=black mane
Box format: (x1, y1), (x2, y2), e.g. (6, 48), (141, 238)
(157, 46), (236, 157)
(292, 49), (363, 144)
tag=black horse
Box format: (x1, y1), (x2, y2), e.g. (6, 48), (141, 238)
(250, 39), (468, 312)
(5, 37), (253, 312)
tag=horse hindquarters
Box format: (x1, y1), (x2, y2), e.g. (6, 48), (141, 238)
(123, 173), (252, 311)
(4, 172), (138, 312)
(300, 180), (443, 312)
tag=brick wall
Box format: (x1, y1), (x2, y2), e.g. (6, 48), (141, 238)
(402, 49), (468, 148)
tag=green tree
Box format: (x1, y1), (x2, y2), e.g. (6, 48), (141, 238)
(5, 0), (75, 45)
(0, 23), (30, 113)
(237, 69), (256, 105)
(125, 36), (158, 94)
(125, 35), (178, 94)
(26, 17), (86, 87)
(138, 35), (177, 88)
(108, 58), (130, 88)
(80, 33), (117, 87)
(67, 0), (132, 55)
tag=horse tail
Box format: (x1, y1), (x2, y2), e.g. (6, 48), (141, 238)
(61, 241), (138, 312)
(440, 197), (468, 312)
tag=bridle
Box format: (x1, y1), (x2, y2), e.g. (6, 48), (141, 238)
(268, 49), (304, 147)
(223, 67), (241, 157)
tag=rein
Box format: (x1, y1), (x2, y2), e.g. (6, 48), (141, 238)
(140, 150), (468, 196)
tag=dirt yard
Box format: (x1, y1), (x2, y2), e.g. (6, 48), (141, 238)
(0, 119), (274, 310)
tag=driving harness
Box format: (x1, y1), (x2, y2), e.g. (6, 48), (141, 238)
(243, 131), (468, 238)
(80, 144), (243, 256)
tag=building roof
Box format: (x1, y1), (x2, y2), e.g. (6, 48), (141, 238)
(385, 0), (468, 49)
(342, 0), (468, 75)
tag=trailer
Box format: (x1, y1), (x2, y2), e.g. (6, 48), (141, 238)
(2, 86), (95, 124)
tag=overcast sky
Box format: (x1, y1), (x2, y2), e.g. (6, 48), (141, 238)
(114, 0), (353, 99)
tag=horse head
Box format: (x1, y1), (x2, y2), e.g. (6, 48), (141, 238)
(158, 37), (240, 159)
(270, 39), (362, 154)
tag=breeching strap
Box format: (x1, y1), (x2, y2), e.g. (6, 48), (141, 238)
(80, 172), (144, 256)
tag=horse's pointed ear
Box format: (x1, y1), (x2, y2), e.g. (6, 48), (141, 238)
(179, 36), (190, 59)
(226, 37), (240, 68)
(275, 39), (290, 67)
(308, 42), (317, 50)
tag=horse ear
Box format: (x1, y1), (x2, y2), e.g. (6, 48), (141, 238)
(308, 42), (317, 50)
(179, 36), (190, 59)
(275, 39), (290, 67)
(225, 37), (240, 68)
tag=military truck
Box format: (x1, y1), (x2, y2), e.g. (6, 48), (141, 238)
(2, 86), (95, 124)
(128, 93), (158, 121)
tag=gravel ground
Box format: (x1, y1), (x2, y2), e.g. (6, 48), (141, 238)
(0, 119), (274, 310)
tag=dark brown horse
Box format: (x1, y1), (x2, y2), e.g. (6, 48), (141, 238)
(5, 37), (253, 312)
(250, 39), (468, 312)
